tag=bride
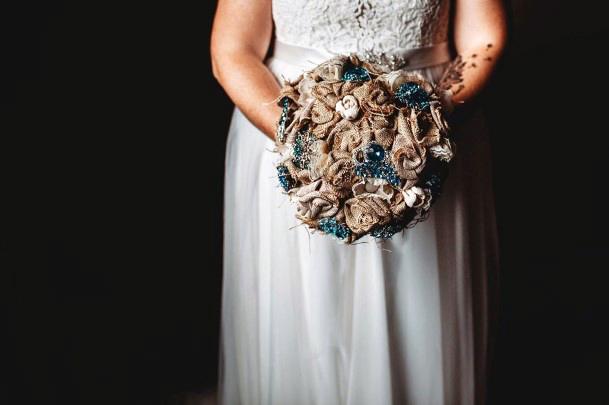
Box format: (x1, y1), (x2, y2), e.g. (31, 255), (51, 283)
(211, 0), (506, 404)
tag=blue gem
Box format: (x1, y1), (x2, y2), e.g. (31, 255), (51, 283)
(365, 143), (385, 162)
(395, 82), (430, 110)
(341, 66), (370, 82)
(277, 165), (295, 191)
(319, 218), (351, 240)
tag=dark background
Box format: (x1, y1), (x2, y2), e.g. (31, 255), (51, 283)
(2, 1), (608, 404)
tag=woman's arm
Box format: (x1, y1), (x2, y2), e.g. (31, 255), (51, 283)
(210, 0), (281, 140)
(449, 0), (508, 107)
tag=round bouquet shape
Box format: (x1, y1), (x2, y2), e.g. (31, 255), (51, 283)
(274, 54), (455, 243)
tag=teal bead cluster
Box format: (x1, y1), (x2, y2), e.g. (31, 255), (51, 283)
(341, 65), (371, 82)
(277, 165), (295, 191)
(395, 82), (430, 110)
(318, 218), (351, 240)
(371, 221), (406, 239)
(354, 161), (401, 187)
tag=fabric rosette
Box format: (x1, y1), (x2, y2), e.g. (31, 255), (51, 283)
(273, 54), (455, 243)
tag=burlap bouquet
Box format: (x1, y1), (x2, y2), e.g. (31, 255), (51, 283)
(274, 54), (455, 243)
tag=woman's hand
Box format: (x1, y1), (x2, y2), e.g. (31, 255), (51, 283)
(210, 0), (281, 140)
(447, 0), (508, 109)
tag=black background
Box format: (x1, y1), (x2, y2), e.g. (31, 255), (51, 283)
(2, 1), (608, 404)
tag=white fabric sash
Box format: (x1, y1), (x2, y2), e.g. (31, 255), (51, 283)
(270, 39), (452, 71)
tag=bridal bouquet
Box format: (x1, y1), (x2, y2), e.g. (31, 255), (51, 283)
(274, 54), (454, 243)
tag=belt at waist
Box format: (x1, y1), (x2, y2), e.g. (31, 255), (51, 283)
(270, 40), (452, 71)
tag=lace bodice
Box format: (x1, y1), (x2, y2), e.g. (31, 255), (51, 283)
(272, 0), (450, 57)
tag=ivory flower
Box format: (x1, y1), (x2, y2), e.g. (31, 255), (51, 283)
(402, 186), (432, 210)
(429, 139), (454, 162)
(335, 95), (360, 120)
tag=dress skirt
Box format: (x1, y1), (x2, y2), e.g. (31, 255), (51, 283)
(219, 52), (500, 405)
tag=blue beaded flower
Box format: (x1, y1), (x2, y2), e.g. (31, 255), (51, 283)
(395, 82), (430, 110)
(354, 161), (401, 187)
(319, 218), (351, 240)
(371, 221), (406, 239)
(277, 165), (295, 191)
(341, 65), (371, 82)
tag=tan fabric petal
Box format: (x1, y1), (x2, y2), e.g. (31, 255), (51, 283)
(311, 100), (335, 124)
(311, 113), (341, 139)
(391, 111), (427, 181)
(344, 195), (391, 234)
(291, 179), (340, 220)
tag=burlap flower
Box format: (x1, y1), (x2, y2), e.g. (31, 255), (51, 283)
(333, 80), (360, 97)
(278, 81), (300, 105)
(291, 179), (340, 219)
(352, 81), (394, 116)
(311, 82), (340, 108)
(391, 111), (427, 188)
(364, 115), (395, 150)
(329, 119), (371, 152)
(324, 158), (355, 197)
(310, 102), (341, 139)
(313, 57), (345, 81)
(297, 73), (317, 107)
(344, 194), (391, 234)
(410, 112), (441, 147)
(308, 140), (333, 180)
(390, 191), (407, 217)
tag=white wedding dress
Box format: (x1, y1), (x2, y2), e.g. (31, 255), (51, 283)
(220, 1), (499, 404)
